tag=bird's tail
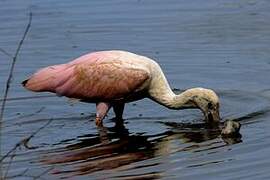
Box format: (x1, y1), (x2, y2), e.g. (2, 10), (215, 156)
(22, 64), (68, 92)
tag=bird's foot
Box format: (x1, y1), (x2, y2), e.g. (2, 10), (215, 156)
(95, 117), (103, 127)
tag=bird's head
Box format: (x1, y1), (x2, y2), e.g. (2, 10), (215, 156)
(183, 88), (220, 124)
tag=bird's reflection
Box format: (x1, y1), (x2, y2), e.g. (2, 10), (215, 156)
(161, 121), (242, 144)
(42, 118), (242, 179)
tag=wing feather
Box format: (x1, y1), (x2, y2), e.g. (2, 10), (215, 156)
(55, 59), (150, 101)
(24, 51), (151, 102)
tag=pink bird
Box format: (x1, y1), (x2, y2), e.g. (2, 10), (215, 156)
(22, 50), (220, 126)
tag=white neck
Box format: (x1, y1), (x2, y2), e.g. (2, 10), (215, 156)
(148, 65), (196, 110)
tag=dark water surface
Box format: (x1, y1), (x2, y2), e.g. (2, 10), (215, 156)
(1, 0), (270, 179)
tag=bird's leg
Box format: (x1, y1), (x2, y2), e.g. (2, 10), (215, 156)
(113, 102), (125, 126)
(113, 102), (125, 119)
(96, 102), (111, 126)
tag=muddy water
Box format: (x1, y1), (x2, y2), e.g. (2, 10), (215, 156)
(1, 0), (270, 179)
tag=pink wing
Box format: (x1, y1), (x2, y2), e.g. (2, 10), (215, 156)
(23, 51), (150, 101)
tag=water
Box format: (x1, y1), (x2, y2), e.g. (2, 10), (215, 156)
(1, 0), (270, 179)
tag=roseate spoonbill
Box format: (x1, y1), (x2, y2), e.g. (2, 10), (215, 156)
(22, 50), (220, 126)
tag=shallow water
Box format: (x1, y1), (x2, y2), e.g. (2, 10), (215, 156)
(1, 0), (270, 179)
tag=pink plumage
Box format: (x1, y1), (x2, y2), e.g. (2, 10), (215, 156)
(23, 51), (150, 101)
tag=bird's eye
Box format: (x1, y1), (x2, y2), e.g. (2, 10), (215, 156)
(208, 102), (213, 109)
